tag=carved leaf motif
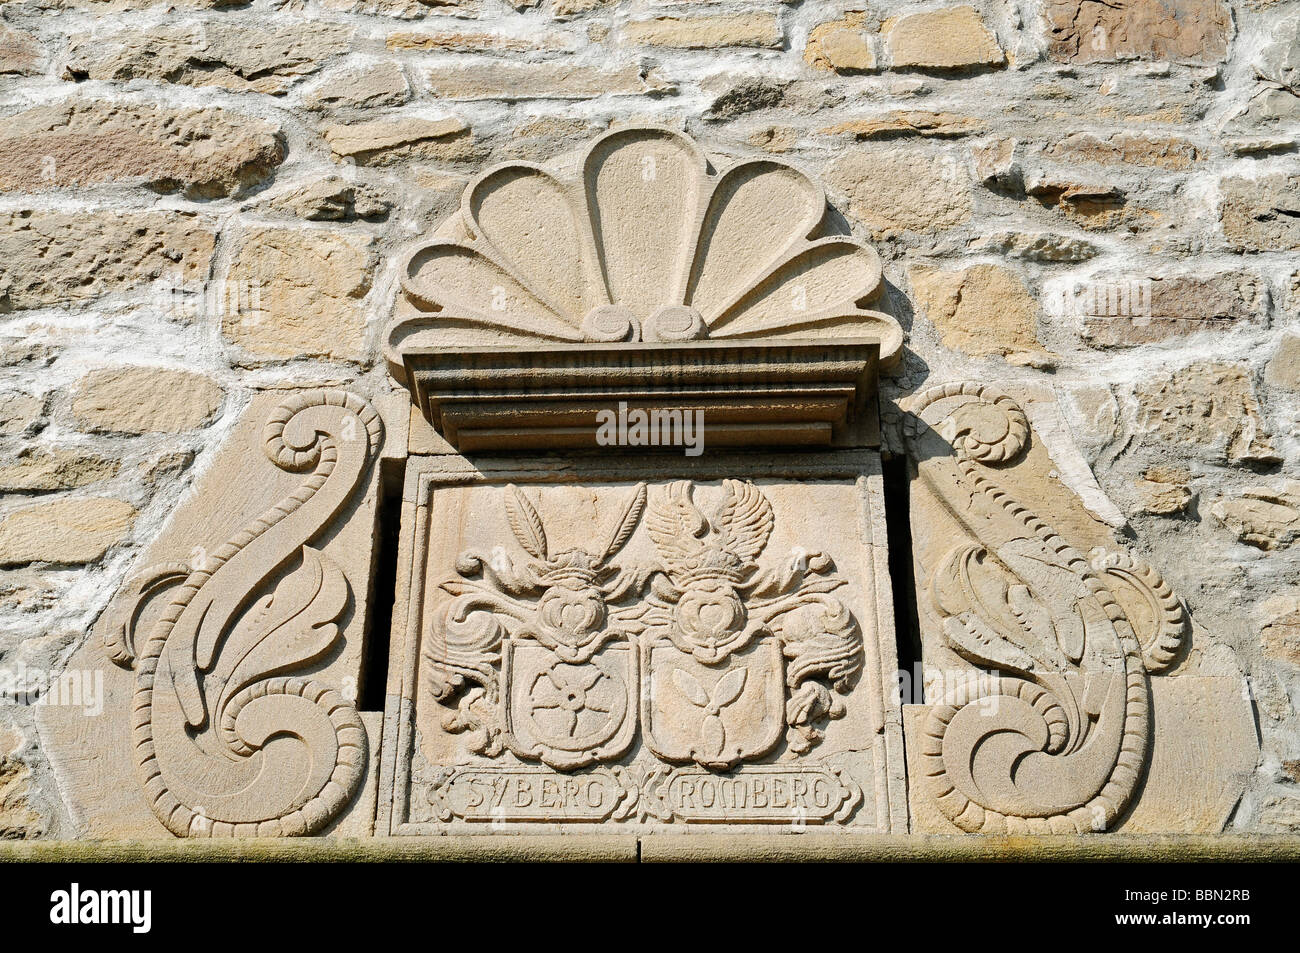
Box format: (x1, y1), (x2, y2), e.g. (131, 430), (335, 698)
(672, 668), (709, 707)
(712, 667), (747, 709)
(505, 484), (548, 560)
(600, 483), (648, 563)
(714, 480), (774, 562)
(700, 715), (725, 758)
(217, 546), (349, 713)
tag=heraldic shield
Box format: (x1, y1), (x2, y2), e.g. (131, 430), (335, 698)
(503, 640), (638, 770)
(641, 637), (785, 770)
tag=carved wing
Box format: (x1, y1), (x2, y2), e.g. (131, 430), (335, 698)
(713, 479), (773, 562)
(646, 481), (709, 564)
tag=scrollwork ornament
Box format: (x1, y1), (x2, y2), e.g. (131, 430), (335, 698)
(904, 383), (1188, 834)
(106, 389), (383, 837)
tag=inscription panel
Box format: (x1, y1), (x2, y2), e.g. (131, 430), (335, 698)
(379, 456), (906, 835)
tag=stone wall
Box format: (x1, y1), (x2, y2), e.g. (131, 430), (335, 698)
(0, 0), (1297, 838)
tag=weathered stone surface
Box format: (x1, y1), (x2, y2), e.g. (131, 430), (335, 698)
(65, 23), (353, 94)
(972, 136), (1024, 191)
(821, 111), (984, 140)
(1250, 22), (1300, 121)
(885, 7), (1004, 71)
(0, 392), (44, 436)
(303, 62), (410, 112)
(704, 80), (787, 121)
(621, 14), (782, 49)
(746, 125), (799, 153)
(137, 449), (194, 488)
(254, 176), (391, 221)
(0, 101), (285, 198)
(1045, 0), (1231, 64)
(0, 752), (44, 839)
(1261, 795), (1300, 830)
(425, 63), (672, 100)
(225, 227), (376, 362)
(551, 0), (611, 15)
(322, 116), (472, 165)
(387, 29), (570, 53)
(827, 149), (972, 235)
(1134, 362), (1279, 465)
(1226, 136), (1297, 156)
(1261, 594), (1300, 666)
(0, 497), (136, 566)
(1078, 273), (1265, 346)
(0, 342), (55, 367)
(805, 12), (877, 73)
(1212, 485), (1300, 549)
(1114, 679), (1257, 833)
(1026, 177), (1134, 230)
(1047, 132), (1200, 170)
(971, 230), (1099, 262)
(0, 210), (215, 311)
(1221, 175), (1300, 251)
(910, 264), (1054, 365)
(0, 570), (60, 616)
(0, 22), (43, 75)
(68, 366), (223, 435)
(1266, 333), (1300, 391)
(1134, 465), (1194, 516)
(0, 447), (120, 491)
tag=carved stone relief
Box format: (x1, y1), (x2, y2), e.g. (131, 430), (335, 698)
(384, 125), (903, 452)
(901, 383), (1257, 834)
(379, 458), (906, 833)
(37, 122), (1259, 843)
(40, 389), (392, 838)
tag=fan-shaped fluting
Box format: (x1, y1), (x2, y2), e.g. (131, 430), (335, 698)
(687, 160), (823, 324)
(584, 127), (706, 321)
(467, 164), (597, 324)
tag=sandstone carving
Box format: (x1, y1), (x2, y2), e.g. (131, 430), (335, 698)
(386, 467), (903, 834)
(903, 383), (1196, 833)
(102, 390), (383, 836)
(425, 480), (863, 774)
(384, 125), (902, 452)
(388, 124), (898, 353)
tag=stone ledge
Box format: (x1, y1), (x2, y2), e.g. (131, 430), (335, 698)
(3, 835), (1299, 863)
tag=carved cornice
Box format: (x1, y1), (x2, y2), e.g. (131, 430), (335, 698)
(385, 126), (901, 451)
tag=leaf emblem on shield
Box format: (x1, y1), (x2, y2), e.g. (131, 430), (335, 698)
(671, 667), (747, 759)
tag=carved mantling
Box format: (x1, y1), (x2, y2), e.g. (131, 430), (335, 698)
(385, 125), (903, 451)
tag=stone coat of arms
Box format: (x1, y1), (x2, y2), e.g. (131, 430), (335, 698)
(424, 480), (864, 773)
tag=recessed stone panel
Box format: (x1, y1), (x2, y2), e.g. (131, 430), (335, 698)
(379, 455), (907, 835)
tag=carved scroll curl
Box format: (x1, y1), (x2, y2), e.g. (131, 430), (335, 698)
(106, 390), (383, 837)
(904, 383), (1188, 834)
